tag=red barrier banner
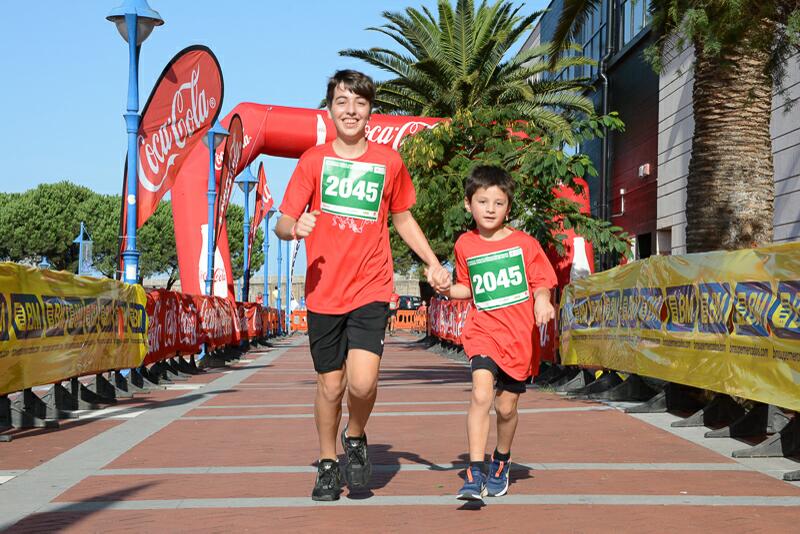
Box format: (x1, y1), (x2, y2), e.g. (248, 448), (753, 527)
(242, 303), (262, 340)
(144, 290), (203, 366)
(120, 46), (223, 254)
(193, 295), (235, 348)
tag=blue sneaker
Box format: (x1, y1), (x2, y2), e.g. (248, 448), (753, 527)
(486, 455), (511, 497)
(457, 464), (487, 501)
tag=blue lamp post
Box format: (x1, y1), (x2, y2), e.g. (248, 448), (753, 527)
(107, 0), (164, 284)
(202, 120), (229, 296)
(274, 222), (282, 335)
(263, 207), (277, 305)
(285, 239), (291, 333)
(236, 166), (257, 302)
(73, 222), (93, 275)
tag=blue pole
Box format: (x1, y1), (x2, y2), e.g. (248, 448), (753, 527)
(121, 13), (141, 284)
(78, 222), (86, 276)
(242, 186), (251, 302)
(205, 130), (217, 296)
(285, 239), (291, 333)
(275, 227), (282, 335)
(263, 212), (272, 304)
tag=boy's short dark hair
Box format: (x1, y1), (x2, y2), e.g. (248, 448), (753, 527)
(464, 165), (516, 204)
(326, 70), (376, 109)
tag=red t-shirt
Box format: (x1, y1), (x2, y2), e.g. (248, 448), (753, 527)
(279, 141), (416, 314)
(455, 228), (557, 380)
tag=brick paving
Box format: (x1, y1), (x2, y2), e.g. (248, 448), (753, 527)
(2, 336), (800, 533)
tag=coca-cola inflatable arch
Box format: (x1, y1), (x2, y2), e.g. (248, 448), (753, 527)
(172, 104), (442, 297)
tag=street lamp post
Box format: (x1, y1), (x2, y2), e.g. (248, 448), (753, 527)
(263, 207), (276, 306)
(38, 256), (52, 270)
(202, 120), (229, 296)
(235, 166), (257, 302)
(107, 0), (164, 284)
(73, 222), (93, 275)
(275, 223), (282, 335)
(285, 239), (291, 333)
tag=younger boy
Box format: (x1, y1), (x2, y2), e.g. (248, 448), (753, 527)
(439, 165), (557, 500)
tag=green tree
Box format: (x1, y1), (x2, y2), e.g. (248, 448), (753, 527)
(550, 0), (800, 252)
(341, 0), (596, 142)
(225, 203), (265, 282)
(0, 182), (95, 269)
(399, 107), (630, 267)
(138, 201), (179, 288)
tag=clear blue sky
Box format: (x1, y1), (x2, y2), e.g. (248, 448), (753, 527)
(0, 0), (548, 281)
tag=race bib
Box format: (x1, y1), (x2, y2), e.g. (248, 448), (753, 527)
(467, 247), (529, 311)
(320, 157), (386, 221)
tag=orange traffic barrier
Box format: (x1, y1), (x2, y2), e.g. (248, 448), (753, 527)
(291, 310), (308, 332)
(391, 309), (426, 333)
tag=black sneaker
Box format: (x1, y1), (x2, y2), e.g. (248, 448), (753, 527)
(340, 426), (372, 488)
(311, 459), (342, 501)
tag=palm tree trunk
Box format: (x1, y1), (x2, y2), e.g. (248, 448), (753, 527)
(686, 38), (775, 253)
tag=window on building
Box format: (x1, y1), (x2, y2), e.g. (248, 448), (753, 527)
(619, 0), (650, 47)
(554, 0), (608, 82)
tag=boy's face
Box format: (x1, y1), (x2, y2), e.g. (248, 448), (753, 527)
(327, 83), (371, 143)
(465, 185), (510, 232)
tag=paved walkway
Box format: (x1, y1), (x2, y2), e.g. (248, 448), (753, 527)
(2, 336), (800, 532)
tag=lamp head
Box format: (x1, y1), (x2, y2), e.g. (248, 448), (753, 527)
(236, 165), (257, 193)
(107, 0), (164, 45)
(202, 120), (230, 149)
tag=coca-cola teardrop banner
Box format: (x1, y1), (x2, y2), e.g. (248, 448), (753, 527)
(214, 114), (244, 246)
(248, 161), (273, 268)
(121, 46), (223, 251)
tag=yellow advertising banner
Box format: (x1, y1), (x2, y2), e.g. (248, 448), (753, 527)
(0, 263), (147, 396)
(560, 242), (800, 411)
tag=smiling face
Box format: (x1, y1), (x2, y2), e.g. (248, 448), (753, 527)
(327, 83), (371, 144)
(465, 185), (510, 233)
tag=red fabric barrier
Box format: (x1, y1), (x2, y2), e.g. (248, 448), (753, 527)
(242, 303), (262, 340)
(193, 294), (235, 349)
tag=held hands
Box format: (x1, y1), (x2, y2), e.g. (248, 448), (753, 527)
(534, 294), (556, 327)
(425, 263), (452, 293)
(293, 210), (321, 239)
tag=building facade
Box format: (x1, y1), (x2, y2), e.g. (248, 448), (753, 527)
(525, 0), (800, 258)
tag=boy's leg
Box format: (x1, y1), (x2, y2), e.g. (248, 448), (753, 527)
(467, 367), (495, 461)
(344, 348), (380, 437)
(494, 390), (521, 454)
(315, 369), (347, 459)
(340, 302), (389, 488)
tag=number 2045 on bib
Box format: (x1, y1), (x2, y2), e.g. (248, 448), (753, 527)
(467, 247), (529, 311)
(320, 157), (386, 222)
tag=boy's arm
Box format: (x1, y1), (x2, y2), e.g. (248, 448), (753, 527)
(441, 282), (472, 300)
(274, 210), (320, 241)
(533, 287), (555, 326)
(391, 210), (450, 291)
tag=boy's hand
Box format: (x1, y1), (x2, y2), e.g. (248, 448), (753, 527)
(534, 295), (555, 327)
(425, 264), (451, 293)
(294, 210), (320, 238)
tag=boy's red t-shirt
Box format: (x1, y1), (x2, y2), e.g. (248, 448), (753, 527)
(455, 228), (557, 380)
(279, 141), (416, 314)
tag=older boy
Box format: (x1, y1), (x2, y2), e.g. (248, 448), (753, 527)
(275, 70), (449, 501)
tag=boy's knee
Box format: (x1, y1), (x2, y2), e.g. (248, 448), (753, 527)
(495, 403), (518, 420)
(347, 378), (377, 400)
(318, 374), (346, 402)
(471, 388), (494, 408)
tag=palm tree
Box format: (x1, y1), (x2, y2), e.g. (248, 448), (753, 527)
(550, 0), (800, 252)
(340, 0), (599, 144)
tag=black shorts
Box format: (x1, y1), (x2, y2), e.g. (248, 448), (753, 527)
(307, 301), (390, 373)
(470, 355), (527, 394)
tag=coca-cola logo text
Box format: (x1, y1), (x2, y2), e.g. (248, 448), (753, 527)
(139, 66), (217, 193)
(364, 121), (439, 150)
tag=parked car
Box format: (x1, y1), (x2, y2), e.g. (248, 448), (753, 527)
(398, 295), (422, 310)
